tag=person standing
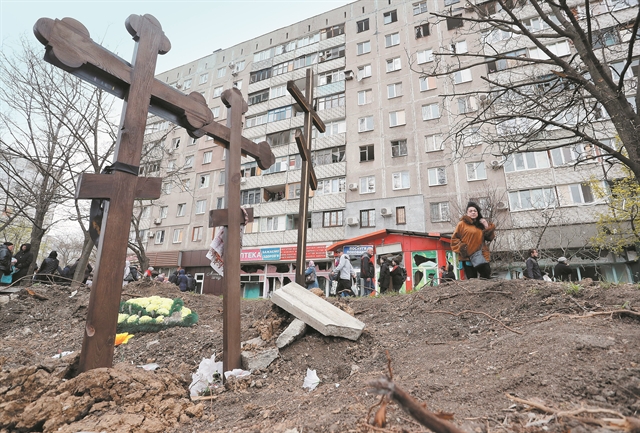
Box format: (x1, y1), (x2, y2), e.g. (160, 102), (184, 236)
(304, 260), (319, 289)
(177, 269), (188, 292)
(554, 256), (572, 281)
(360, 247), (375, 296)
(389, 258), (407, 292)
(0, 242), (14, 286)
(333, 248), (355, 297)
(12, 243), (33, 285)
(378, 256), (391, 294)
(451, 202), (496, 279)
(525, 249), (544, 280)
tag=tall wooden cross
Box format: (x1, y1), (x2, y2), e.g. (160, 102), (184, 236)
(287, 69), (326, 286)
(34, 15), (274, 373)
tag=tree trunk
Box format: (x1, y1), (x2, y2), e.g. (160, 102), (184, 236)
(71, 234), (94, 288)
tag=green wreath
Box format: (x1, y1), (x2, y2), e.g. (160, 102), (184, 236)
(117, 296), (199, 333)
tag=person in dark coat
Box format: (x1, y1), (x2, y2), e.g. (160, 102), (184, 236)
(378, 256), (391, 293)
(177, 269), (188, 292)
(389, 258), (406, 292)
(554, 257), (572, 281)
(441, 263), (456, 282)
(0, 242), (14, 286)
(525, 249), (543, 280)
(35, 251), (62, 284)
(12, 243), (33, 285)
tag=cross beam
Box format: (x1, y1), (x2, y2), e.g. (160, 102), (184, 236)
(34, 16), (274, 170)
(287, 70), (325, 286)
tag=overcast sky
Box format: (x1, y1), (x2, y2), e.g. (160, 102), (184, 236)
(1, 0), (353, 73)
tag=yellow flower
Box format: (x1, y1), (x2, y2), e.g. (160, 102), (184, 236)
(157, 308), (170, 316)
(127, 315), (139, 324)
(117, 314), (129, 324)
(155, 316), (165, 324)
(139, 315), (153, 324)
(114, 333), (134, 346)
(181, 307), (191, 316)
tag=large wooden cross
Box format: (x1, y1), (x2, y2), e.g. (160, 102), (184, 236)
(34, 15), (274, 373)
(287, 70), (325, 286)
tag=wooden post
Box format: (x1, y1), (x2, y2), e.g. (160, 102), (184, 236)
(287, 69), (326, 286)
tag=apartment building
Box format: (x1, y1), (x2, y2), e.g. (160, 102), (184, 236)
(138, 0), (638, 293)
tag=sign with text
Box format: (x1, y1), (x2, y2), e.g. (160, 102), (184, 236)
(240, 245), (328, 262)
(344, 245), (374, 257)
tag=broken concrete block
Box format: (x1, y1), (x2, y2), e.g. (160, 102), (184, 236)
(241, 337), (266, 349)
(276, 319), (307, 349)
(271, 282), (365, 341)
(241, 347), (279, 371)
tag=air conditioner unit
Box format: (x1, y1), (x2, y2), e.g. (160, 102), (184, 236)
(344, 70), (354, 81)
(346, 217), (359, 226)
(495, 201), (508, 210)
(153, 218), (162, 225)
(380, 207), (392, 217)
(490, 160), (503, 169)
(175, 81), (182, 89)
(148, 231), (155, 238)
(348, 183), (358, 191)
(240, 177), (247, 184)
(228, 61), (235, 69)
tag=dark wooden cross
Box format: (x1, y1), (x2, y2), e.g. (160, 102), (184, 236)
(34, 15), (274, 373)
(287, 69), (325, 286)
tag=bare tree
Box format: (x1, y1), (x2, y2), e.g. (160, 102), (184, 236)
(412, 0), (640, 178)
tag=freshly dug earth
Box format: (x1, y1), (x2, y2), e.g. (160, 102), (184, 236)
(1, 278), (639, 433)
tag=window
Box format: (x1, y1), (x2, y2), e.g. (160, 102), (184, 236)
(593, 27), (620, 48)
(190, 137), (198, 146)
(422, 103), (440, 120)
(323, 210), (344, 227)
(162, 183), (171, 194)
(419, 76), (436, 91)
(141, 206), (151, 220)
(217, 67), (226, 78)
(160, 206), (168, 219)
(466, 162), (487, 181)
(260, 216), (286, 232)
(218, 170), (225, 185)
(199, 73), (209, 84)
(487, 49), (528, 72)
(462, 128), (481, 147)
(192, 226), (203, 242)
(569, 184), (595, 204)
(358, 89), (373, 105)
(357, 18), (370, 33)
(610, 59), (640, 81)
(315, 119), (347, 138)
(248, 89), (269, 105)
(183, 78), (192, 89)
(504, 152), (550, 172)
(241, 161), (258, 178)
(607, 0), (639, 11)
(413, 1), (428, 14)
(392, 171), (410, 189)
(267, 106), (292, 122)
(172, 137), (181, 149)
(484, 28), (512, 43)
(249, 68), (271, 83)
(267, 130), (292, 146)
(358, 116), (374, 132)
(233, 80), (242, 90)
(425, 134), (444, 152)
(447, 14), (464, 30)
(391, 139), (407, 156)
(318, 70), (345, 85)
(389, 110), (406, 127)
(312, 146), (345, 165)
(317, 93), (345, 110)
(509, 188), (557, 210)
(385, 33), (400, 47)
(213, 86), (223, 98)
(396, 206), (407, 224)
(321, 24), (345, 39)
(199, 151), (211, 165)
(417, 49), (433, 64)
(211, 106), (220, 118)
(199, 174), (210, 188)
(181, 178), (191, 192)
(360, 175), (375, 193)
(430, 202), (450, 222)
(316, 178), (346, 195)
(451, 40), (468, 54)
(172, 228), (184, 243)
(263, 156), (288, 174)
(297, 33), (320, 48)
(236, 60), (245, 71)
(415, 23), (429, 38)
(177, 203), (186, 217)
(529, 41), (571, 59)
(216, 197), (224, 209)
(288, 183), (300, 199)
(195, 200), (207, 215)
(360, 145), (375, 162)
(550, 144), (596, 166)
(288, 154), (302, 170)
(387, 82), (402, 98)
(241, 189), (261, 205)
(458, 96), (478, 114)
(386, 57), (401, 72)
(384, 10), (398, 24)
(184, 155), (194, 168)
(357, 65), (372, 80)
(454, 68), (472, 84)
(360, 209), (376, 227)
(428, 167), (447, 185)
(357, 41), (371, 55)
(270, 84), (287, 99)
(154, 230), (165, 244)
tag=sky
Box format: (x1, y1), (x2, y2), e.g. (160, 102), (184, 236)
(1, 0), (354, 73)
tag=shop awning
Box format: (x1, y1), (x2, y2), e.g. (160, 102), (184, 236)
(327, 229), (451, 252)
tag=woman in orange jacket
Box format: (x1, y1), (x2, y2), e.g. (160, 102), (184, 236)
(451, 202), (496, 279)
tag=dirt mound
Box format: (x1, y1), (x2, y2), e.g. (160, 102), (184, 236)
(1, 279), (639, 432)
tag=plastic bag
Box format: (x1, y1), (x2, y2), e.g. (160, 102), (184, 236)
(303, 368), (320, 391)
(189, 354), (223, 397)
(469, 250), (487, 267)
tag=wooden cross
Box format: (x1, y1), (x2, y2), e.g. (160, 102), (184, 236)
(34, 15), (274, 373)
(287, 69), (325, 286)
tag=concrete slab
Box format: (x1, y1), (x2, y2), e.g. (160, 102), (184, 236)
(276, 319), (307, 349)
(271, 282), (365, 341)
(241, 347), (279, 371)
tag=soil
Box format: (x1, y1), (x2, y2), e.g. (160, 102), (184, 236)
(1, 278), (639, 433)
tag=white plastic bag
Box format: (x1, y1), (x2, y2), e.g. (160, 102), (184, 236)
(303, 368), (320, 391)
(189, 354), (223, 397)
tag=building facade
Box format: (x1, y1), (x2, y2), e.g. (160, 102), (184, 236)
(137, 0), (639, 293)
